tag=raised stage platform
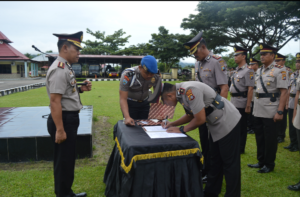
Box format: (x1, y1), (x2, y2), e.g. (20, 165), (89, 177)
(0, 106), (93, 162)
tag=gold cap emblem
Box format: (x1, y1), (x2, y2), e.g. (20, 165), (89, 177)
(143, 65), (147, 71)
(250, 58), (253, 61)
(233, 47), (236, 52)
(80, 35), (83, 41)
(297, 54), (300, 58)
(260, 45), (263, 49)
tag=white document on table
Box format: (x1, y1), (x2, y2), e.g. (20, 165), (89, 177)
(143, 126), (187, 139)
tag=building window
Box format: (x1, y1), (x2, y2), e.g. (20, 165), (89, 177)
(0, 65), (12, 74)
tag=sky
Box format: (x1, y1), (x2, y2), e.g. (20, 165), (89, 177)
(1, 1), (299, 63)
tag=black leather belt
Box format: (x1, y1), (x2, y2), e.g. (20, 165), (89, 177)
(231, 91), (248, 98)
(255, 92), (280, 99)
(128, 96), (149, 102)
(290, 93), (296, 98)
(254, 86), (256, 90)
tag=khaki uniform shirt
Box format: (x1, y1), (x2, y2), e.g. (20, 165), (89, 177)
(46, 56), (83, 111)
(175, 82), (241, 142)
(230, 64), (255, 108)
(119, 66), (161, 101)
(194, 52), (228, 89)
(293, 77), (300, 129)
(253, 61), (288, 118)
(289, 70), (299, 109)
(252, 71), (257, 102)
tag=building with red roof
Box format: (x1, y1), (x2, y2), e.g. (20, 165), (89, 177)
(0, 31), (39, 78)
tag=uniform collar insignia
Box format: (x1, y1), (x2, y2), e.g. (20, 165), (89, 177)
(206, 55), (211, 61)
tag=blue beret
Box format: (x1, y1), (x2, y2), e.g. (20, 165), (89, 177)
(141, 55), (158, 74)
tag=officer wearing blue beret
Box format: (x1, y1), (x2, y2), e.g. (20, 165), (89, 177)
(119, 55), (161, 125)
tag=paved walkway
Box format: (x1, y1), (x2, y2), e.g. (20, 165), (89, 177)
(0, 78), (46, 91)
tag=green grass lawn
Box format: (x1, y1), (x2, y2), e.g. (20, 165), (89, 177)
(0, 81), (299, 196)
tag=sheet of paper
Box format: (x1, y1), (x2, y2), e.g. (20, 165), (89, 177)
(143, 126), (187, 139)
(140, 121), (148, 124)
(150, 119), (159, 123)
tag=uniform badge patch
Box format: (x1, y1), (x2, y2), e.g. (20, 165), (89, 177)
(186, 89), (195, 101)
(275, 64), (284, 69)
(221, 65), (226, 71)
(124, 75), (130, 82)
(179, 88), (185, 94)
(123, 79), (128, 85)
(212, 55), (221, 60)
(281, 71), (286, 80)
(250, 72), (254, 80)
(57, 62), (65, 69)
(151, 77), (155, 83)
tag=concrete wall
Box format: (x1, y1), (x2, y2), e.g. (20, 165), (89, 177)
(0, 74), (21, 78)
(0, 61), (30, 78)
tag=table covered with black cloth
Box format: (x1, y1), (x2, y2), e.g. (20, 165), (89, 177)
(104, 120), (203, 197)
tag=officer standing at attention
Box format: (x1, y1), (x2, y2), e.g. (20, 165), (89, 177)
(275, 53), (290, 143)
(285, 53), (300, 152)
(230, 46), (255, 154)
(161, 82), (241, 197)
(248, 43), (288, 173)
(247, 57), (260, 134)
(119, 55), (161, 125)
(184, 32), (229, 183)
(289, 52), (300, 191)
(46, 32), (92, 197)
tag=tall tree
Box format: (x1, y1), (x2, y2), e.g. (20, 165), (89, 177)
(24, 53), (33, 59)
(148, 26), (193, 71)
(181, 1), (300, 56)
(81, 28), (131, 55)
(114, 43), (151, 56)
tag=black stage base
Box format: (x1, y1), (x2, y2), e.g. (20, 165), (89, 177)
(0, 106), (93, 162)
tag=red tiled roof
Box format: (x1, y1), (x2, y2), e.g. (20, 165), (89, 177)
(0, 31), (13, 43)
(0, 42), (29, 60)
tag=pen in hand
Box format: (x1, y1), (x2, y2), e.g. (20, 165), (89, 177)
(164, 115), (168, 128)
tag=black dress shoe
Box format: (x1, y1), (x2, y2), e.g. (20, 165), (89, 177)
(247, 163), (263, 168)
(75, 193), (87, 197)
(284, 144), (292, 149)
(202, 175), (208, 184)
(288, 181), (300, 191)
(277, 138), (284, 143)
(289, 147), (299, 152)
(247, 130), (255, 134)
(257, 165), (274, 173)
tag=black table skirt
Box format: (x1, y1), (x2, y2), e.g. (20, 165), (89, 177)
(103, 121), (203, 197)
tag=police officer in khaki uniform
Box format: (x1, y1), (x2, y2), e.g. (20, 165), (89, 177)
(161, 82), (241, 197)
(230, 46), (255, 154)
(248, 58), (260, 134)
(289, 52), (300, 191)
(275, 53), (290, 143)
(184, 32), (229, 182)
(119, 55), (161, 126)
(46, 31), (91, 197)
(285, 62), (300, 152)
(248, 43), (288, 173)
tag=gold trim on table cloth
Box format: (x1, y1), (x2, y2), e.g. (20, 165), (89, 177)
(115, 137), (203, 174)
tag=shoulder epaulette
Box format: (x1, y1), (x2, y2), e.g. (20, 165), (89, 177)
(212, 54), (221, 60)
(275, 64), (284, 69)
(126, 71), (135, 77)
(57, 62), (65, 69)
